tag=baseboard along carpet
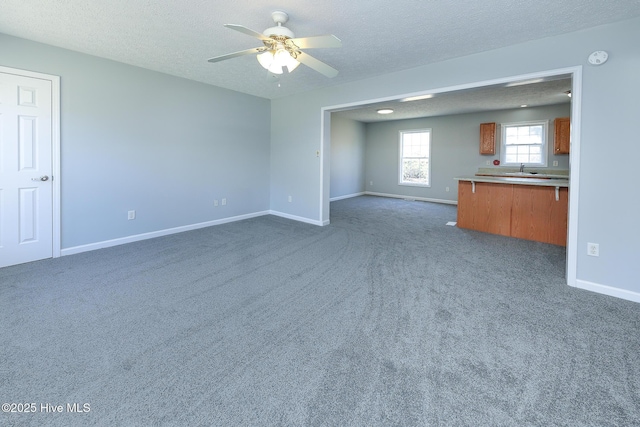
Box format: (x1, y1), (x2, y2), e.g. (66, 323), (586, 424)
(1, 195), (638, 426)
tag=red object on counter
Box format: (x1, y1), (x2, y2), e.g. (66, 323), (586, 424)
(493, 159), (500, 165)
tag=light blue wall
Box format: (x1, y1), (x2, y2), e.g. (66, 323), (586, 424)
(364, 104), (571, 201)
(271, 17), (640, 295)
(1, 16), (638, 296)
(330, 115), (365, 199)
(0, 34), (271, 249)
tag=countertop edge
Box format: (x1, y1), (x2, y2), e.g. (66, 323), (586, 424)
(455, 176), (569, 187)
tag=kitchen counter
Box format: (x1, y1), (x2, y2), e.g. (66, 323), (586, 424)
(474, 172), (569, 179)
(455, 175), (569, 187)
(475, 167), (569, 179)
(455, 176), (569, 246)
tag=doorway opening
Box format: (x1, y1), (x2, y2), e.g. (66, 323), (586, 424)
(320, 66), (582, 287)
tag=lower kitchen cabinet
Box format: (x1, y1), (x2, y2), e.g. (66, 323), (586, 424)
(457, 181), (568, 246)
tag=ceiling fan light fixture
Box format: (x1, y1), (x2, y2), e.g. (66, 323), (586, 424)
(259, 48), (299, 74)
(274, 48), (290, 64)
(257, 50), (286, 74)
(256, 49), (292, 74)
(210, 11), (341, 79)
(268, 61), (284, 75)
(277, 49), (300, 72)
(257, 50), (274, 69)
(285, 58), (300, 73)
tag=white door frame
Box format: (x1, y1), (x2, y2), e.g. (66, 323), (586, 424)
(1, 65), (61, 259)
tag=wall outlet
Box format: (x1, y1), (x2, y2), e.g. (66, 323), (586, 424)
(221, 198), (227, 206)
(587, 242), (599, 257)
(553, 160), (559, 167)
(446, 186), (450, 192)
(486, 160), (490, 165)
(370, 181), (373, 186)
(288, 195), (292, 203)
(214, 200), (218, 207)
(127, 210), (136, 220)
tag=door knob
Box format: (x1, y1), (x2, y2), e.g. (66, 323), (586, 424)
(31, 175), (49, 181)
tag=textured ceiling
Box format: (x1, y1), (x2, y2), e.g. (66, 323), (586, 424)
(1, 1), (640, 100)
(334, 77), (573, 122)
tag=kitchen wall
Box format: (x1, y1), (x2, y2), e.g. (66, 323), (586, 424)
(0, 33), (271, 250)
(271, 17), (640, 299)
(329, 115), (366, 199)
(360, 104), (570, 202)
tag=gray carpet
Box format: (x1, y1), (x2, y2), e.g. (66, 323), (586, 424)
(1, 195), (639, 426)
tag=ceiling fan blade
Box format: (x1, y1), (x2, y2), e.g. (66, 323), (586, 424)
(208, 47), (265, 63)
(224, 24), (270, 41)
(296, 52), (339, 78)
(290, 35), (342, 49)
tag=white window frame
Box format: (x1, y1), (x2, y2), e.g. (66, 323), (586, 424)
(398, 129), (431, 187)
(500, 120), (548, 167)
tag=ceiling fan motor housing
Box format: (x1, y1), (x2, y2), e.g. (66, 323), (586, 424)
(263, 11), (295, 39)
(263, 26), (295, 38)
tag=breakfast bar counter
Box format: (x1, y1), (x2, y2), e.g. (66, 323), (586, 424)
(455, 175), (569, 187)
(454, 176), (569, 246)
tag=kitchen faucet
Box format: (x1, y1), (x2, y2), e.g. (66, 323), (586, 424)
(520, 163), (525, 172)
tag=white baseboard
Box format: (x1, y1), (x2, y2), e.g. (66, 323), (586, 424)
(330, 192), (365, 202)
(575, 279), (640, 303)
(365, 191), (458, 205)
(268, 210), (324, 226)
(61, 211), (270, 256)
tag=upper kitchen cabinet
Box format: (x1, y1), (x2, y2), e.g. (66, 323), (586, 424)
(554, 117), (570, 154)
(480, 122), (496, 155)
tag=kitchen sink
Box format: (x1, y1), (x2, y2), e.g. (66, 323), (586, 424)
(503, 172), (540, 176)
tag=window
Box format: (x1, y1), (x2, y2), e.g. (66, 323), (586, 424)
(399, 129), (431, 186)
(501, 120), (548, 166)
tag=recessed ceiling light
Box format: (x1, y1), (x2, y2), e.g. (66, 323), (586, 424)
(377, 108), (394, 114)
(400, 94), (434, 102)
(520, 104), (528, 108)
(505, 78), (545, 87)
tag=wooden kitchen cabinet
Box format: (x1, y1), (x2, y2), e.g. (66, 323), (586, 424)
(554, 117), (570, 154)
(511, 185), (568, 246)
(457, 181), (568, 246)
(457, 181), (512, 236)
(479, 122), (496, 155)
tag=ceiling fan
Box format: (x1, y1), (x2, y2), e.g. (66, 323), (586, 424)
(207, 11), (341, 78)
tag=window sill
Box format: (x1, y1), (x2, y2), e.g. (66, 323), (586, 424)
(399, 182), (431, 188)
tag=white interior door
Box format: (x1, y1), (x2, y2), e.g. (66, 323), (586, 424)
(0, 71), (54, 268)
